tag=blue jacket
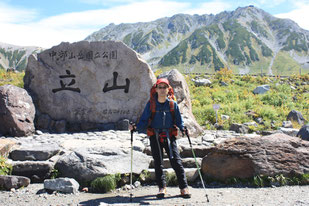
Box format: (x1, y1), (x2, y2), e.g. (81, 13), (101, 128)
(137, 97), (184, 132)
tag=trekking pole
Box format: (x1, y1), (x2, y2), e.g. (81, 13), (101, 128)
(184, 127), (209, 202)
(129, 123), (135, 202)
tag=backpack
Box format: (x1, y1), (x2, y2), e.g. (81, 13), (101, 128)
(147, 83), (178, 137)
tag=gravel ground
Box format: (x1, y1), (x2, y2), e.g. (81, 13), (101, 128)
(1, 184), (309, 206)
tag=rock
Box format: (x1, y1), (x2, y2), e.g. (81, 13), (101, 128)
(185, 168), (199, 183)
(220, 81), (228, 86)
(192, 79), (212, 87)
(24, 41), (156, 132)
(116, 119), (130, 131)
(201, 133), (309, 180)
(55, 147), (151, 185)
(44, 178), (79, 194)
(35, 130), (43, 135)
(221, 115), (230, 120)
(261, 130), (283, 136)
(255, 117), (264, 125)
(229, 123), (249, 134)
(278, 127), (299, 137)
(287, 110), (306, 125)
(0, 139), (16, 157)
(134, 181), (141, 188)
(36, 114), (52, 131)
(253, 85), (270, 94)
(52, 120), (66, 133)
(297, 124), (309, 141)
(158, 69), (203, 137)
(11, 161), (54, 183)
(179, 145), (213, 158)
(9, 144), (60, 161)
(0, 85), (35, 137)
(282, 121), (293, 128)
(147, 168), (198, 183)
(0, 175), (30, 190)
(243, 122), (258, 127)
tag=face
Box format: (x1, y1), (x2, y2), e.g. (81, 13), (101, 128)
(156, 83), (169, 97)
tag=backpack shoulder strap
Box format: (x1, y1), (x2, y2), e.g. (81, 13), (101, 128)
(148, 84), (157, 127)
(169, 99), (176, 124)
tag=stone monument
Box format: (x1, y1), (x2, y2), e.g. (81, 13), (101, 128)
(24, 41), (156, 132)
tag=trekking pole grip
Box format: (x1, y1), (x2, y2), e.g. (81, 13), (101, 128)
(184, 126), (192, 146)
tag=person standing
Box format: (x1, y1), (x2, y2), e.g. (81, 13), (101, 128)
(130, 78), (191, 199)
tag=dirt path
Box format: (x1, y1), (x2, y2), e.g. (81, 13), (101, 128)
(1, 184), (309, 206)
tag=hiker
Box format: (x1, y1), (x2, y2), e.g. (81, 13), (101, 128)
(129, 78), (191, 199)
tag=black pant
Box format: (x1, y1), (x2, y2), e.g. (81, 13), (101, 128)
(149, 135), (188, 189)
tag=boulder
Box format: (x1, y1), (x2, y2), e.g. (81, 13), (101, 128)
(201, 133), (309, 180)
(24, 41), (156, 132)
(44, 178), (79, 194)
(229, 123), (249, 134)
(278, 127), (299, 137)
(55, 146), (151, 185)
(158, 69), (203, 137)
(0, 175), (30, 190)
(9, 144), (60, 161)
(297, 124), (309, 141)
(253, 85), (270, 94)
(0, 85), (35, 137)
(11, 161), (54, 183)
(192, 78), (212, 87)
(282, 121), (293, 128)
(287, 110), (306, 125)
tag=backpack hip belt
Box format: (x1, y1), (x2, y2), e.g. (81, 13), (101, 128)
(154, 129), (174, 159)
(147, 126), (178, 137)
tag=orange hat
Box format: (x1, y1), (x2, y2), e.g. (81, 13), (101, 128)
(156, 78), (170, 86)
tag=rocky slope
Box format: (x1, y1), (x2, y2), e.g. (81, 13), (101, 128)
(0, 42), (42, 71)
(85, 6), (309, 75)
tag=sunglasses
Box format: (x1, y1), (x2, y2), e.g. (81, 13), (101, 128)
(157, 86), (168, 89)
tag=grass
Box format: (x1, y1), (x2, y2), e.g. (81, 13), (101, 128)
(188, 69), (309, 131)
(0, 69), (24, 88)
(90, 174), (121, 193)
(205, 173), (309, 187)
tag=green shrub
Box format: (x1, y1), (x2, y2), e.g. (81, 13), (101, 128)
(0, 156), (12, 175)
(50, 169), (60, 179)
(166, 172), (178, 186)
(0, 70), (25, 88)
(90, 174), (117, 193)
(138, 170), (151, 183)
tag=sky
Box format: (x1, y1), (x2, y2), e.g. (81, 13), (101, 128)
(0, 0), (309, 48)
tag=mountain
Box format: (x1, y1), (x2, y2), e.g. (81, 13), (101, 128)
(0, 42), (43, 71)
(85, 6), (309, 75)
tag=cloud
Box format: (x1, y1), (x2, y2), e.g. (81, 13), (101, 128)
(1, 0), (191, 48)
(275, 3), (309, 30)
(1, 0), (309, 48)
(0, 2), (37, 23)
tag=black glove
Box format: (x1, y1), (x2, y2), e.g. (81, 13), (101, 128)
(182, 126), (189, 136)
(129, 122), (137, 132)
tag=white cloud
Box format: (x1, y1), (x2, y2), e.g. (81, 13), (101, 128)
(1, 0), (309, 48)
(275, 4), (309, 30)
(0, 0), (190, 48)
(0, 2), (37, 23)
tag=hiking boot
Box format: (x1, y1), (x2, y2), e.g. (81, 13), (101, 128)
(156, 187), (166, 199)
(180, 188), (191, 199)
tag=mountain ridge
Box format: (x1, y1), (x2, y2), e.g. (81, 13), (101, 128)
(0, 42), (42, 71)
(85, 6), (309, 75)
